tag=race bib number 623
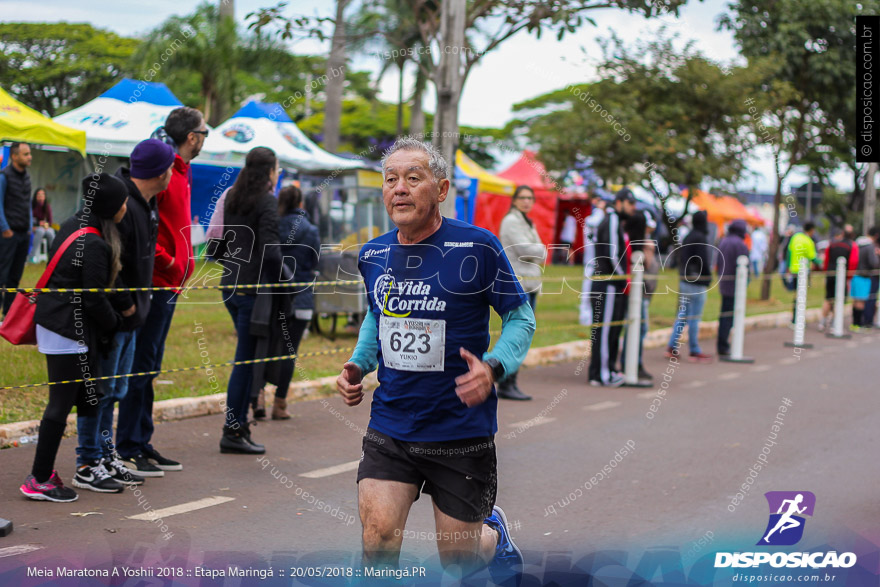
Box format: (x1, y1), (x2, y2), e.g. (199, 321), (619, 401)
(379, 316), (445, 372)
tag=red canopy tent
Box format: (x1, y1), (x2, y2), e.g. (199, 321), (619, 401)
(495, 150), (591, 261)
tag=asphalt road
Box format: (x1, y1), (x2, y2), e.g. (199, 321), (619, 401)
(1, 325), (878, 585)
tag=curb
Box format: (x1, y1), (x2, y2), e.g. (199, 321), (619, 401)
(0, 308), (823, 448)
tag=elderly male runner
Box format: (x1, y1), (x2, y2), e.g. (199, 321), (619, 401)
(336, 137), (535, 583)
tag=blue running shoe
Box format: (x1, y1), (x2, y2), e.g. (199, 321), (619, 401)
(484, 505), (522, 586)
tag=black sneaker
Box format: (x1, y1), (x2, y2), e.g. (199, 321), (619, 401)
(20, 471), (78, 503)
(120, 454), (165, 477)
(72, 461), (124, 493)
(103, 457), (145, 486)
(143, 447), (183, 471)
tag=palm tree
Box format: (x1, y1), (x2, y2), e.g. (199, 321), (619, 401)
(132, 2), (237, 125)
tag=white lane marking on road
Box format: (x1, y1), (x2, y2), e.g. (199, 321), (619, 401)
(718, 372), (740, 380)
(0, 544), (44, 558)
(584, 401), (622, 411)
(509, 416), (556, 429)
(845, 341), (858, 348)
(127, 496), (234, 521)
(778, 357), (799, 365)
(300, 460), (361, 479)
(636, 391), (656, 399)
(684, 380), (706, 388)
(750, 364), (772, 372)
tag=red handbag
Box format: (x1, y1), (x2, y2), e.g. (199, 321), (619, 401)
(0, 227), (101, 345)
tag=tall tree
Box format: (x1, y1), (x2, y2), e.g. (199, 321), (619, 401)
(132, 2), (238, 124)
(507, 32), (758, 238)
(322, 0), (353, 152)
(0, 23), (138, 116)
(719, 0), (877, 298)
(407, 0), (696, 216)
(251, 0), (695, 215)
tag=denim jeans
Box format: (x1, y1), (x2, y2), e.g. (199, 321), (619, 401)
(668, 281), (708, 355)
(76, 330), (136, 465)
(224, 294), (257, 427)
(717, 295), (735, 355)
(116, 291), (178, 458)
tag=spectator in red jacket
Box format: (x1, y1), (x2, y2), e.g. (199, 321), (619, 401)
(819, 225), (858, 332)
(116, 106), (207, 477)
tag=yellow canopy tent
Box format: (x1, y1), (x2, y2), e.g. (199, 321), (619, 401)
(456, 150), (515, 196)
(0, 86), (86, 155)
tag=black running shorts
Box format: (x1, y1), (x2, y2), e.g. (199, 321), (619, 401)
(825, 276), (837, 301)
(357, 427), (497, 523)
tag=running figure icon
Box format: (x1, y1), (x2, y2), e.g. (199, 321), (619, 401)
(763, 494), (807, 543)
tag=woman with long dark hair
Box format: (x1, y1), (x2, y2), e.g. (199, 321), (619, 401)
(497, 185), (546, 401)
(218, 147), (282, 454)
(20, 174), (130, 502)
(31, 187), (55, 261)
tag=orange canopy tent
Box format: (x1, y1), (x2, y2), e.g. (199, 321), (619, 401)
(489, 150), (589, 255)
(685, 189), (764, 231)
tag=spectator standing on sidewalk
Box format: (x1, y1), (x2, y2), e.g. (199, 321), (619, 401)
(498, 185), (545, 400)
(785, 222), (820, 323)
(852, 228), (880, 330)
(116, 107), (206, 477)
(818, 226), (858, 332)
(73, 139), (175, 491)
(268, 185), (321, 419)
(666, 210), (713, 363)
(578, 193), (607, 326)
(716, 219), (750, 357)
(31, 188), (55, 261)
(0, 142), (33, 316)
(20, 174), (129, 502)
(750, 226), (768, 276)
(587, 189), (636, 387)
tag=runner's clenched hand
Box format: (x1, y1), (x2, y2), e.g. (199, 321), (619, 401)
(337, 362), (364, 406)
(455, 348), (494, 407)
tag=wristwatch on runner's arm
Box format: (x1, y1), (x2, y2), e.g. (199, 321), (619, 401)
(485, 358), (505, 383)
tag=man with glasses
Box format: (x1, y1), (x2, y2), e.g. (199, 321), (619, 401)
(116, 107), (207, 478)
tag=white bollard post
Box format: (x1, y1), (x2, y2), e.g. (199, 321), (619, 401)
(623, 251), (650, 387)
(785, 261), (813, 349)
(721, 255), (754, 363)
(827, 256), (851, 339)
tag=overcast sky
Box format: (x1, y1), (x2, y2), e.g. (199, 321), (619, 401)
(0, 0), (852, 193)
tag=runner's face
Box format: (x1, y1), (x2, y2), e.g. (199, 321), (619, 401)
(382, 150), (448, 231)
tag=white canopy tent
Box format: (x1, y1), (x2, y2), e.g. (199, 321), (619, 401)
(213, 101), (364, 173)
(53, 78), (243, 166)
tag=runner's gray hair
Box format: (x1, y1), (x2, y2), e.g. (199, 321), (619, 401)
(381, 137), (449, 183)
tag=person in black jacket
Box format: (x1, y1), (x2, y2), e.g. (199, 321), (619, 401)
(73, 139), (175, 491)
(587, 188), (636, 387)
(217, 147), (283, 454)
(20, 173), (129, 503)
(267, 185), (320, 419)
(666, 210), (714, 362)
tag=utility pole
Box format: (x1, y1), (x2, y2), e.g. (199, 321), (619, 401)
(219, 0), (234, 20)
(805, 179), (813, 220)
(435, 0), (465, 218)
(865, 163), (877, 236)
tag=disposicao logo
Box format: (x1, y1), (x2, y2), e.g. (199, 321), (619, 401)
(758, 490), (815, 546)
(714, 491), (857, 569)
